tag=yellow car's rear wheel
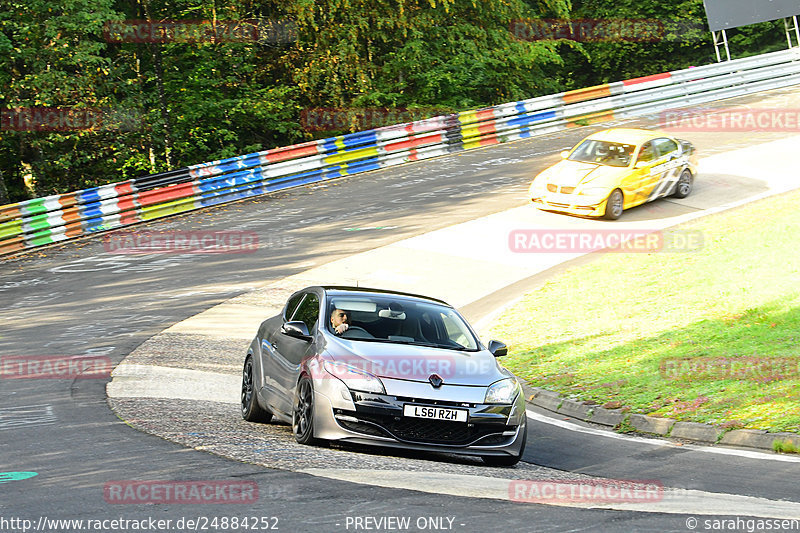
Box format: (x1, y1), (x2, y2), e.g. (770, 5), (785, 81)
(603, 189), (624, 220)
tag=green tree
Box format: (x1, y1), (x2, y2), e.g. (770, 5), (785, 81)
(563, 0), (791, 87)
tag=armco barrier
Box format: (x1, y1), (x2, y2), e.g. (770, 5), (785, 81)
(2, 47), (800, 256)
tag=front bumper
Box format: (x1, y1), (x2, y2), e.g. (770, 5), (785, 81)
(531, 193), (608, 217)
(312, 386), (527, 457)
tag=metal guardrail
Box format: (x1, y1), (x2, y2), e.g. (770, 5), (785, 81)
(2, 47), (799, 256)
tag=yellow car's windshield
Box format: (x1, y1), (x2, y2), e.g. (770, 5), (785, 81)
(569, 140), (636, 167)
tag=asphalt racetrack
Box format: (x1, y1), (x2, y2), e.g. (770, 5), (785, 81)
(2, 87), (800, 533)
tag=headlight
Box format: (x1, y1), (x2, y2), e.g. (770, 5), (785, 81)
(323, 361), (386, 394)
(578, 187), (609, 196)
(485, 378), (519, 404)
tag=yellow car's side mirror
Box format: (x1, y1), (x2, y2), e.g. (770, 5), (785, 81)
(560, 150), (570, 159)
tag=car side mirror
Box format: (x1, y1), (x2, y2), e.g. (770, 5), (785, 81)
(560, 150), (569, 159)
(634, 160), (648, 169)
(488, 340), (508, 357)
(281, 321), (311, 341)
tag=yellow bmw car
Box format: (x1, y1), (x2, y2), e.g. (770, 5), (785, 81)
(529, 128), (698, 220)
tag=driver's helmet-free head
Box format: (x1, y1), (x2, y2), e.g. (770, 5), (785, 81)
(595, 144), (609, 157)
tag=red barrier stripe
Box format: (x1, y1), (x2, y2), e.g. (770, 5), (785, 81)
(385, 133), (444, 153)
(0, 204), (21, 224)
(261, 141), (321, 163)
(114, 182), (136, 196)
(563, 84), (612, 104)
(478, 122), (497, 135)
(0, 235), (25, 254)
(57, 192), (79, 210)
(476, 109), (495, 122)
(478, 133), (499, 146)
(623, 72), (671, 86)
(137, 182), (196, 207)
(115, 184), (140, 226)
(61, 194), (84, 238)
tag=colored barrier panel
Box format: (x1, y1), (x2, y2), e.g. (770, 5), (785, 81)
(1, 47), (799, 256)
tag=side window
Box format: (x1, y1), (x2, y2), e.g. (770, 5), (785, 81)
(284, 293), (304, 321)
(653, 138), (678, 158)
(637, 142), (655, 164)
(291, 293), (320, 333)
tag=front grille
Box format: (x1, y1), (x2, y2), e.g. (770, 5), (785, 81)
(340, 411), (512, 446)
(475, 433), (512, 446)
(337, 419), (389, 438)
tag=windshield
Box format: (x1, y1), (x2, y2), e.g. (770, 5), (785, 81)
(569, 140), (635, 167)
(327, 294), (480, 351)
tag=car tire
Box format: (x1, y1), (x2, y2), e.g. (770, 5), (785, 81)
(481, 424), (527, 467)
(603, 189), (624, 220)
(293, 376), (318, 445)
(672, 170), (693, 198)
(241, 355), (273, 423)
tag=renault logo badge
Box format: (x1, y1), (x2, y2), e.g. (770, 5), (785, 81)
(428, 374), (443, 388)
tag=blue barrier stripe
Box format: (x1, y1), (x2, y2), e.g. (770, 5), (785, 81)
(78, 187), (102, 205)
(507, 110), (557, 128)
(197, 168), (266, 193)
(198, 185), (266, 207)
(342, 157), (381, 175)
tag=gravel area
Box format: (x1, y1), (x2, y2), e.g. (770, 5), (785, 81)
(108, 397), (590, 482)
(120, 331), (246, 375)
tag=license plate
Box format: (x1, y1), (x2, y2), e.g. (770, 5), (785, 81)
(403, 404), (468, 422)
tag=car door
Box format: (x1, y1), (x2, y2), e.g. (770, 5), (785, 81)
(266, 291), (320, 417)
(629, 141), (658, 206)
(257, 292), (304, 412)
(648, 137), (682, 200)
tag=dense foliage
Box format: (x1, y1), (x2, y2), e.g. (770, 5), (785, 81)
(0, 0), (792, 203)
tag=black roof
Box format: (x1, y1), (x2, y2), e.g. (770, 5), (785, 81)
(319, 285), (451, 306)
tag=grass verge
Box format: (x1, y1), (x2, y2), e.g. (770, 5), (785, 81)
(489, 188), (800, 434)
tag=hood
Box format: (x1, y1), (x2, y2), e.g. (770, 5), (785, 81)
(324, 337), (510, 387)
(544, 160), (625, 188)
